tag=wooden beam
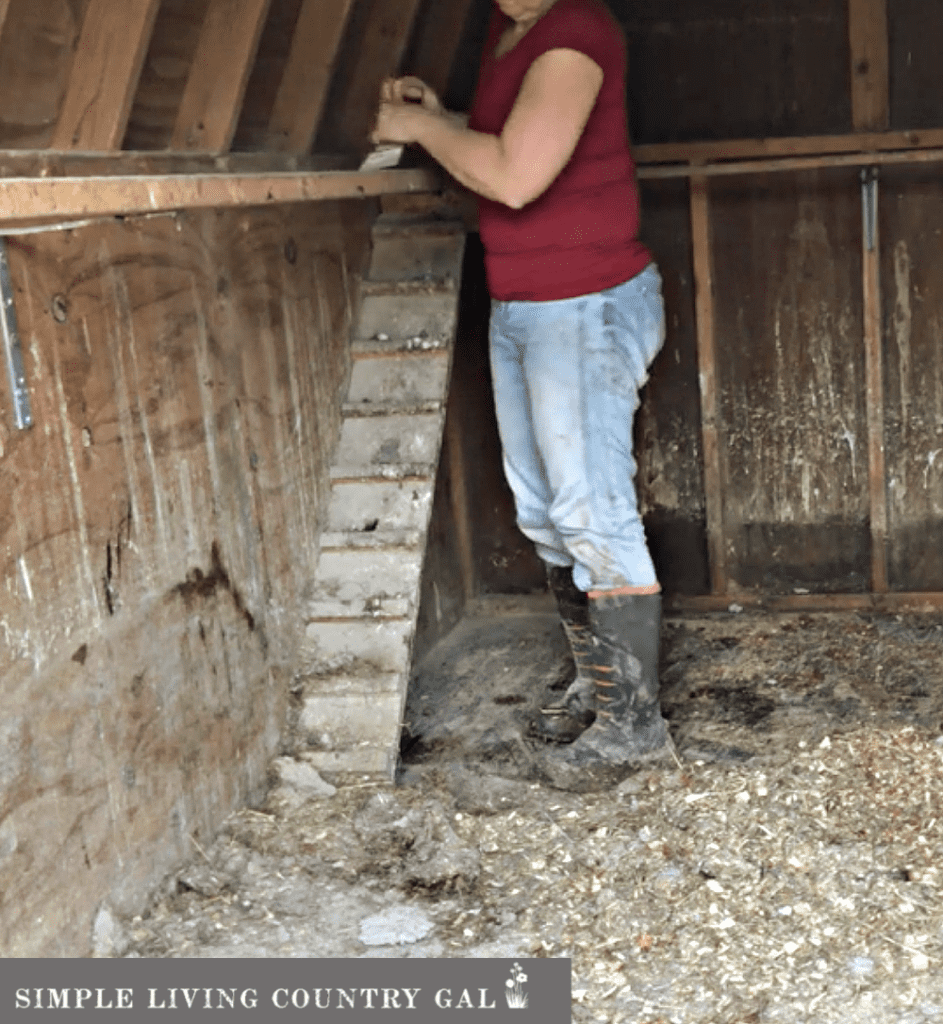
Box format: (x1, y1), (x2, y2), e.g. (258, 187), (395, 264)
(848, 0), (890, 130)
(265, 0), (356, 154)
(409, 0), (477, 99)
(50, 0), (160, 150)
(0, 151), (349, 179)
(172, 0), (273, 151)
(0, 168), (441, 223)
(689, 176), (727, 596)
(334, 0), (426, 154)
(666, 591), (943, 615)
(637, 146), (943, 180)
(634, 128), (943, 168)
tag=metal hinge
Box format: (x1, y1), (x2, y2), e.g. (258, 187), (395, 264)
(0, 237), (32, 430)
(860, 166), (879, 252)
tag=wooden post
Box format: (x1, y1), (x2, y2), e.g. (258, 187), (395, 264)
(265, 0), (356, 154)
(50, 0), (160, 150)
(0, 1), (12, 39)
(689, 176), (727, 596)
(848, 0), (890, 130)
(409, 0), (477, 99)
(849, 0), (890, 591)
(172, 0), (272, 151)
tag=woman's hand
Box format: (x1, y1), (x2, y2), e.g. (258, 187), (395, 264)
(381, 76), (443, 114)
(372, 99), (427, 145)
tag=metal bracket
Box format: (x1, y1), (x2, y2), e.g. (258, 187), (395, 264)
(0, 237), (32, 430)
(860, 166), (879, 252)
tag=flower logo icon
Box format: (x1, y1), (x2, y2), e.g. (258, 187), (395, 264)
(505, 962), (528, 1009)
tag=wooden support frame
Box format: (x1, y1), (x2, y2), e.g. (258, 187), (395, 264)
(265, 0), (356, 154)
(172, 0), (273, 151)
(848, 0), (890, 130)
(667, 592), (943, 615)
(409, 0), (478, 98)
(688, 176), (727, 596)
(633, 129), (943, 168)
(0, 167), (440, 223)
(50, 0), (161, 150)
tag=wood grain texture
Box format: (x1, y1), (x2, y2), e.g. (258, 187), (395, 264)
(848, 0), (889, 130)
(709, 169), (869, 594)
(880, 168), (943, 590)
(171, 0), (272, 151)
(51, 0), (160, 150)
(689, 177), (727, 595)
(264, 0), (356, 154)
(0, 166), (440, 222)
(0, 199), (372, 955)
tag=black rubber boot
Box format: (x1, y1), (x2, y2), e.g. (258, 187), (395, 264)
(539, 591), (673, 792)
(529, 566), (596, 744)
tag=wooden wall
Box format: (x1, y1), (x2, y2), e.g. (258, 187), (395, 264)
(0, 199), (371, 956)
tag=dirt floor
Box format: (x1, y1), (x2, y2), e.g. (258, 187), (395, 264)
(110, 604), (943, 1024)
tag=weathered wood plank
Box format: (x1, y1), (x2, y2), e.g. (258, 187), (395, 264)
(408, 0), (477, 98)
(0, 151), (348, 179)
(0, 167), (440, 222)
(688, 177), (726, 596)
(171, 0), (273, 151)
(879, 168), (943, 590)
(670, 591), (943, 614)
(50, 0), (160, 150)
(637, 146), (943, 180)
(848, 0), (889, 131)
(265, 0), (356, 154)
(709, 169), (869, 594)
(0, 199), (371, 955)
(633, 128), (943, 167)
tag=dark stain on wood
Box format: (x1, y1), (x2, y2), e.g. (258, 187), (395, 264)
(171, 540), (256, 634)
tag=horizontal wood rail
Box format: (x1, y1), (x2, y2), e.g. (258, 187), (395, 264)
(633, 127), (943, 166)
(0, 166), (440, 224)
(0, 128), (941, 224)
(666, 592), (943, 615)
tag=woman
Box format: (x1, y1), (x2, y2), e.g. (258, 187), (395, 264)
(374, 0), (671, 791)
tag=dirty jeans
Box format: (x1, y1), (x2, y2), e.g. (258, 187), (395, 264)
(489, 263), (665, 593)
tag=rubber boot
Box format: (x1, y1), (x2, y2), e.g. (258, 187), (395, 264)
(539, 591), (672, 792)
(529, 566), (596, 744)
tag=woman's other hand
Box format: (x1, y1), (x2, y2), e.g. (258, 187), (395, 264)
(382, 76), (443, 114)
(373, 77), (441, 145)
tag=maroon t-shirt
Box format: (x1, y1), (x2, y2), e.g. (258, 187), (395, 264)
(469, 0), (651, 301)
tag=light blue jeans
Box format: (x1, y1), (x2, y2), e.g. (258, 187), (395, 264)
(489, 263), (665, 593)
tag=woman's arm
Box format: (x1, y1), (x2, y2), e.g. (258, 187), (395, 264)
(373, 48), (603, 209)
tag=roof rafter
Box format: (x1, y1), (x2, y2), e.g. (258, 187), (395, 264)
(50, 0), (161, 150)
(265, 0), (357, 154)
(848, 0), (889, 131)
(172, 0), (273, 151)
